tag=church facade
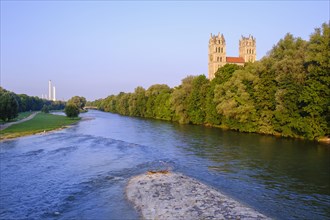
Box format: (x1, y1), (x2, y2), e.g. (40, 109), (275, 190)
(208, 33), (256, 80)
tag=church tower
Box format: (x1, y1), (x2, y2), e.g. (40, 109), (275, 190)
(239, 35), (256, 63)
(208, 33), (226, 80)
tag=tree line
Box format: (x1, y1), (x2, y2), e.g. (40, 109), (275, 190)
(90, 23), (329, 141)
(0, 85), (88, 121)
(0, 87), (65, 121)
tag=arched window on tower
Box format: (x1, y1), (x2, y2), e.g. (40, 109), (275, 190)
(221, 47), (223, 53)
(219, 47), (221, 53)
(216, 47), (217, 52)
(220, 57), (222, 62)
(247, 49), (249, 54)
(217, 57), (219, 62)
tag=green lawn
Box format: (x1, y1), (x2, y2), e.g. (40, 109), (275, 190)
(0, 113), (80, 140)
(0, 111), (35, 125)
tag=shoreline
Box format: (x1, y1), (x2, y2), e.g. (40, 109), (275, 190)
(126, 171), (271, 219)
(96, 110), (329, 144)
(0, 124), (75, 141)
(0, 114), (83, 141)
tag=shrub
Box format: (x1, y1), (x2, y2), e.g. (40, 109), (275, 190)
(64, 104), (80, 118)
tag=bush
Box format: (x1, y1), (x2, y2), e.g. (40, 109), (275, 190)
(41, 105), (50, 113)
(64, 104), (80, 118)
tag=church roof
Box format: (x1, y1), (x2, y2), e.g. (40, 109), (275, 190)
(226, 57), (245, 63)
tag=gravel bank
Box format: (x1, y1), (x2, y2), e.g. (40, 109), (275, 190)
(126, 172), (270, 220)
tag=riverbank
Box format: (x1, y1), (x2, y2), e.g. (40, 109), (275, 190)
(126, 171), (270, 219)
(0, 113), (80, 140)
(0, 111), (36, 125)
(94, 109), (329, 144)
(0, 112), (38, 130)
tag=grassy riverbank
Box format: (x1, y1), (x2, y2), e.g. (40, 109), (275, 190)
(0, 113), (80, 140)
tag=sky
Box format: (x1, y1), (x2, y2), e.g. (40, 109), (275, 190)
(1, 1), (329, 101)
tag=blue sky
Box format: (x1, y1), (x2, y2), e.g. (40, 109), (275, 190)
(1, 1), (329, 101)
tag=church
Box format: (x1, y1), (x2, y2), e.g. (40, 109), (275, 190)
(208, 33), (256, 80)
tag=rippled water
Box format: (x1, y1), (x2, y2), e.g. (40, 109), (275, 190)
(1, 110), (329, 219)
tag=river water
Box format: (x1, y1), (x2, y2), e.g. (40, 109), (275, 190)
(0, 110), (329, 219)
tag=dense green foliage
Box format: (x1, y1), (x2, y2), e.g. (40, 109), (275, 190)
(0, 90), (19, 121)
(90, 23), (330, 140)
(0, 113), (80, 140)
(0, 87), (66, 121)
(41, 105), (50, 113)
(67, 96), (87, 110)
(64, 104), (80, 118)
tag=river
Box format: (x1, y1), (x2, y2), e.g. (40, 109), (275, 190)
(0, 110), (329, 219)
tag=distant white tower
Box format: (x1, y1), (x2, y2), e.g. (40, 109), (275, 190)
(53, 86), (56, 101)
(48, 80), (52, 100)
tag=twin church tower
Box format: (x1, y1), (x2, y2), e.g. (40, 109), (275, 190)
(208, 33), (256, 80)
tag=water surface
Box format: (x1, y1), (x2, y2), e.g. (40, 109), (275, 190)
(1, 110), (329, 219)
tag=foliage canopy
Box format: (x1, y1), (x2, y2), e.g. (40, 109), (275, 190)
(65, 104), (80, 118)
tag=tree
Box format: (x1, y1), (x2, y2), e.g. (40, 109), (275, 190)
(170, 76), (195, 124)
(64, 104), (80, 118)
(187, 75), (209, 124)
(0, 91), (19, 121)
(214, 64), (243, 83)
(153, 86), (173, 120)
(263, 33), (308, 137)
(145, 84), (172, 119)
(298, 22), (330, 139)
(128, 87), (146, 117)
(205, 80), (221, 125)
(214, 69), (259, 132)
(154, 92), (173, 120)
(41, 105), (50, 113)
(116, 93), (130, 115)
(102, 95), (116, 112)
(67, 96), (87, 110)
(50, 101), (65, 111)
(248, 61), (276, 134)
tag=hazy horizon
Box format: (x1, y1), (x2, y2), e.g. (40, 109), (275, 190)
(1, 1), (329, 101)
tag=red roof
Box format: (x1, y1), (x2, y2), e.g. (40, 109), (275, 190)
(226, 57), (245, 63)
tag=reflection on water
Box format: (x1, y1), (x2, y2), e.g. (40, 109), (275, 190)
(1, 110), (329, 219)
